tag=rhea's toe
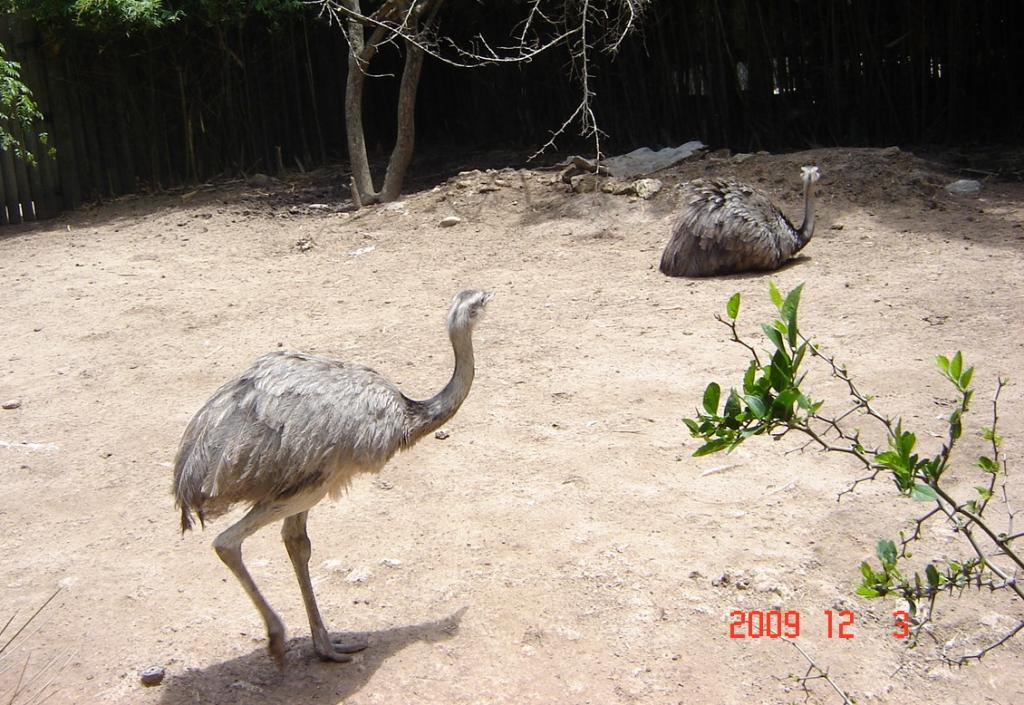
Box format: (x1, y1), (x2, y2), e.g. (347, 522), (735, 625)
(331, 638), (368, 654)
(315, 647), (354, 663)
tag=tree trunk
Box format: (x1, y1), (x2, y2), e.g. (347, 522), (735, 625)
(380, 36), (425, 202)
(342, 0), (379, 205)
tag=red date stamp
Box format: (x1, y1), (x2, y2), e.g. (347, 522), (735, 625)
(727, 609), (910, 640)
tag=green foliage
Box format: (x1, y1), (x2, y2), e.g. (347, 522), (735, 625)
(686, 284), (1022, 661)
(0, 42), (47, 165)
(0, 0), (303, 32)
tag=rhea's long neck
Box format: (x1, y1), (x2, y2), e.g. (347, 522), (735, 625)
(794, 179), (816, 250)
(407, 324), (475, 443)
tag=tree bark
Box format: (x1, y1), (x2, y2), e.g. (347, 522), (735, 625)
(380, 35), (425, 202)
(342, 0), (379, 205)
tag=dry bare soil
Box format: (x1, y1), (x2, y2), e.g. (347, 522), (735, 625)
(2, 147), (1023, 704)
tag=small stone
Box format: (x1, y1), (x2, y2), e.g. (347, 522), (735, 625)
(569, 174), (598, 193)
(633, 178), (663, 200)
(439, 216), (462, 227)
(880, 145), (901, 156)
(731, 152), (755, 163)
(829, 223), (844, 230)
(945, 179), (982, 196)
(139, 666), (165, 687)
(434, 429), (450, 440)
(344, 567), (372, 583)
(380, 558), (402, 568)
(601, 179), (634, 195)
(2, 400), (21, 410)
(380, 201), (408, 216)
(294, 237), (315, 252)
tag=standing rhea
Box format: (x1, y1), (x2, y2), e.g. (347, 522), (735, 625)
(173, 290), (493, 666)
(659, 166), (822, 277)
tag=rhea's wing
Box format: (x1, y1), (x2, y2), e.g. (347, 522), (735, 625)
(174, 352), (411, 512)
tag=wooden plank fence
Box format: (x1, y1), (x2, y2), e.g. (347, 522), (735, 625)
(0, 2), (1020, 226)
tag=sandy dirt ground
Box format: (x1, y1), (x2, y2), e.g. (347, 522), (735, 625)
(1, 147), (1023, 705)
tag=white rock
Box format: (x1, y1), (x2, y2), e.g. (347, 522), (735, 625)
(945, 179), (981, 196)
(380, 558), (402, 568)
(633, 178), (663, 199)
(602, 141), (705, 178)
(380, 201), (407, 215)
(344, 566), (372, 583)
(439, 216), (462, 227)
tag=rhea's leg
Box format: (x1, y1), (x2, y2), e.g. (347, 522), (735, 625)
(282, 511), (368, 662)
(213, 502), (296, 667)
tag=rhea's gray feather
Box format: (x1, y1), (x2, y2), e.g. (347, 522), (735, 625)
(660, 165), (821, 277)
(173, 289), (493, 531)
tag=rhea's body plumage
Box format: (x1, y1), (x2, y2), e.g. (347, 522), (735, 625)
(659, 166), (821, 277)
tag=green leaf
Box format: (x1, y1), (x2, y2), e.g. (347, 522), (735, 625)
(762, 324), (785, 352)
(960, 366), (974, 390)
(876, 539), (898, 570)
(723, 390), (742, 418)
(693, 438), (731, 457)
(949, 352), (962, 381)
(978, 456), (998, 473)
(982, 426), (1003, 446)
(792, 343), (807, 372)
(744, 394), (768, 419)
(768, 281), (783, 310)
(925, 564), (940, 588)
(875, 450), (901, 468)
(703, 382), (721, 415)
(769, 358), (790, 393)
(936, 354), (950, 375)
(856, 585), (881, 598)
(742, 361), (757, 393)
(911, 483), (938, 501)
(774, 388), (801, 410)
(726, 293), (740, 320)
(781, 284), (804, 346)
(898, 431), (916, 457)
(683, 418), (701, 435)
(975, 486), (993, 501)
(859, 561), (877, 581)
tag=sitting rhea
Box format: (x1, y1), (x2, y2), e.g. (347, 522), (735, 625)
(659, 165), (822, 277)
(173, 290), (493, 666)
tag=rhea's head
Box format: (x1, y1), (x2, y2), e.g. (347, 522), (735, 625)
(801, 165), (821, 186)
(447, 289), (494, 333)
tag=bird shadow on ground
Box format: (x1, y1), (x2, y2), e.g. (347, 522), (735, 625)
(157, 607), (467, 705)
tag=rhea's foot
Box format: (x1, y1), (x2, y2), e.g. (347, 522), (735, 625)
(314, 637), (368, 663)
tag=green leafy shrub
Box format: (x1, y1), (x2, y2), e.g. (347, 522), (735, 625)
(686, 284), (1022, 663)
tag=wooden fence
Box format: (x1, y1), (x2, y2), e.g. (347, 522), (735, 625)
(1, 1), (1021, 226)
